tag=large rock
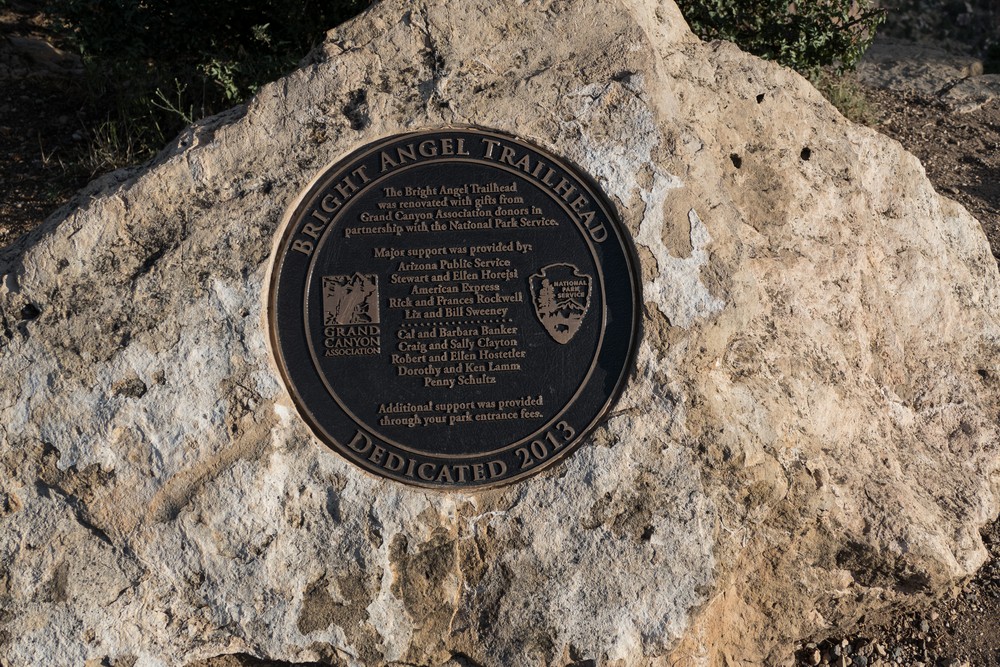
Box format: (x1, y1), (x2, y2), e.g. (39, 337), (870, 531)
(2, 1), (999, 665)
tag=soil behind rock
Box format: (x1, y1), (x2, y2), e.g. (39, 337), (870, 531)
(0, 1), (94, 248)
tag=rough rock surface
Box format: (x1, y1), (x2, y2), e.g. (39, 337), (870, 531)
(2, 1), (999, 665)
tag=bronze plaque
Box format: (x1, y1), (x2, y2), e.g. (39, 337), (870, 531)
(268, 128), (640, 489)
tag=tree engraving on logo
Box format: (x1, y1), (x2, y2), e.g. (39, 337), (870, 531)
(324, 273), (380, 325)
(529, 264), (592, 344)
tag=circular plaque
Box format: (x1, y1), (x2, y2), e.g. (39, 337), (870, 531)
(268, 127), (640, 489)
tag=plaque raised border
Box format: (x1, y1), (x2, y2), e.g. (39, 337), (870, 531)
(267, 127), (641, 489)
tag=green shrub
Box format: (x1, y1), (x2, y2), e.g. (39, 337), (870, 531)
(675, 0), (885, 75)
(47, 0), (370, 170)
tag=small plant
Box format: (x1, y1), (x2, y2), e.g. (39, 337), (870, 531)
(201, 60), (241, 102)
(84, 117), (144, 175)
(675, 0), (886, 75)
(811, 70), (877, 124)
(152, 81), (195, 126)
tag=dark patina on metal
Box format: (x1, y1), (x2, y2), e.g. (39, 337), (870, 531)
(268, 127), (640, 489)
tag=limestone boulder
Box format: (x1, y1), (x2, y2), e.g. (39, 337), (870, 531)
(2, 1), (999, 665)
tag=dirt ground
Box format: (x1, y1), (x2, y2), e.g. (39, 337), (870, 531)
(2, 2), (1000, 666)
(0, 1), (94, 248)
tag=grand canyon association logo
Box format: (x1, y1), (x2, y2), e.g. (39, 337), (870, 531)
(529, 264), (592, 344)
(322, 273), (381, 356)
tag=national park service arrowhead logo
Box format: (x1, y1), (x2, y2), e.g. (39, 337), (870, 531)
(529, 264), (592, 344)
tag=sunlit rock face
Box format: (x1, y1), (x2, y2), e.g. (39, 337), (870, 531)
(1, 1), (998, 665)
